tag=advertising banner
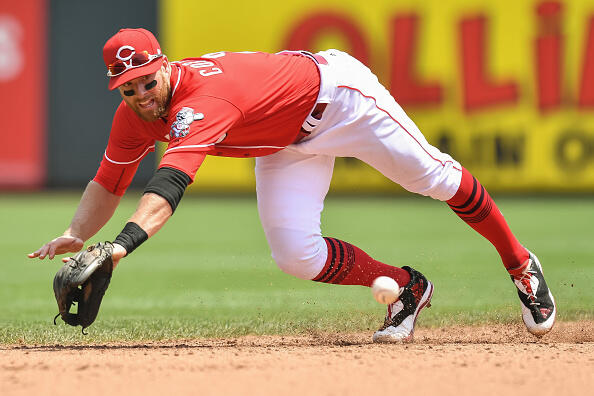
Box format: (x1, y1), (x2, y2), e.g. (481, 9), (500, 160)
(162, 0), (594, 193)
(0, 1), (46, 188)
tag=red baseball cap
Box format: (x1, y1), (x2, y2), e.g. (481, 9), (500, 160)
(103, 28), (164, 90)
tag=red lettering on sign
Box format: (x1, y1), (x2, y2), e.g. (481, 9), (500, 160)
(460, 16), (519, 112)
(284, 12), (370, 65)
(389, 14), (442, 106)
(536, 1), (563, 112)
(282, 3), (594, 113)
(579, 17), (594, 109)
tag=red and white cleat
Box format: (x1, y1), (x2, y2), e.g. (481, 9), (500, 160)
(509, 251), (556, 337)
(373, 266), (433, 343)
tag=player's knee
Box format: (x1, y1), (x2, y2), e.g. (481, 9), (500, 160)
(266, 228), (326, 280)
(405, 161), (462, 202)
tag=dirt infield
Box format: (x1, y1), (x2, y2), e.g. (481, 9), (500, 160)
(2, 321), (593, 396)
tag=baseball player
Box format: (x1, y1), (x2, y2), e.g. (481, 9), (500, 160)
(29, 28), (556, 342)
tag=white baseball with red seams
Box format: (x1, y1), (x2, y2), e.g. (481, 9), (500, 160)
(371, 276), (401, 305)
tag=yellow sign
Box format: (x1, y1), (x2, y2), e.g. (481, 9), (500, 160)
(162, 0), (594, 192)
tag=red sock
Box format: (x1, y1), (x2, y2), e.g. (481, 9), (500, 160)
(313, 237), (411, 287)
(447, 167), (528, 270)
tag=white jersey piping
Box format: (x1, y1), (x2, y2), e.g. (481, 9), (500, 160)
(164, 144), (284, 155)
(104, 145), (155, 165)
(171, 64), (182, 97)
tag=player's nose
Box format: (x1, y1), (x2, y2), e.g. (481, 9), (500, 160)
(136, 82), (149, 96)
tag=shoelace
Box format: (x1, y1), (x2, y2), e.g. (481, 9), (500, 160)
(514, 269), (539, 306)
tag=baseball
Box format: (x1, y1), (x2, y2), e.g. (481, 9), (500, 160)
(371, 276), (401, 304)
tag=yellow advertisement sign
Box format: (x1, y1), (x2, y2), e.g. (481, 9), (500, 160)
(162, 0), (594, 192)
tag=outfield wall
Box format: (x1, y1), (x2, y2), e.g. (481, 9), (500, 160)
(163, 0), (594, 193)
(1, 0), (593, 193)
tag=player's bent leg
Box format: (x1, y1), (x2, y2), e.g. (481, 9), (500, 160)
(256, 148), (427, 342)
(265, 227), (328, 280)
(255, 149), (335, 279)
(256, 149), (413, 286)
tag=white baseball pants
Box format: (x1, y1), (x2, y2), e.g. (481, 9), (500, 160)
(256, 49), (462, 280)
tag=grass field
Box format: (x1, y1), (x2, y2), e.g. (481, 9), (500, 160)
(1, 192), (592, 344)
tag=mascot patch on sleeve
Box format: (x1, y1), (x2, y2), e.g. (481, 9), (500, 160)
(170, 107), (204, 139)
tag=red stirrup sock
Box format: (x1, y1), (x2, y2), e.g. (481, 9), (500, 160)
(312, 237), (411, 287)
(447, 167), (529, 270)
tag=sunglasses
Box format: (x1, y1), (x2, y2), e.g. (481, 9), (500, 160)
(107, 51), (163, 77)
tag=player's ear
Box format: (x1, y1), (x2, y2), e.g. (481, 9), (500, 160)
(161, 56), (171, 75)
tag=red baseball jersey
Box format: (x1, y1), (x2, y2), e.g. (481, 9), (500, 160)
(93, 51), (320, 195)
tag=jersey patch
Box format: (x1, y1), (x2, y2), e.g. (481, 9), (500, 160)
(170, 107), (204, 139)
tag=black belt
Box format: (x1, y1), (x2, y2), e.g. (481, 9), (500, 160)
(294, 103), (327, 144)
(278, 50), (328, 66)
(305, 52), (328, 65)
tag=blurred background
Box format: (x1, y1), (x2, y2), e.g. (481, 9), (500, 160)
(2, 0), (594, 195)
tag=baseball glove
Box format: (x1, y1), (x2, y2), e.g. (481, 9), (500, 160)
(52, 241), (114, 334)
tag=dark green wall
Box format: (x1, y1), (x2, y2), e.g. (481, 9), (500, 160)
(48, 0), (159, 188)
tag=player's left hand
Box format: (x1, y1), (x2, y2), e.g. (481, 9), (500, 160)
(28, 235), (84, 260)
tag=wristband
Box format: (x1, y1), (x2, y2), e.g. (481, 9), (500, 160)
(113, 222), (148, 256)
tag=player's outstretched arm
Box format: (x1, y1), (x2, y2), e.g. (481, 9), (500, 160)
(28, 181), (121, 260)
(108, 167), (190, 268)
(128, 192), (173, 238)
(108, 192), (173, 268)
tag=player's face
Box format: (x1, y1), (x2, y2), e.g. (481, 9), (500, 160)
(118, 65), (171, 122)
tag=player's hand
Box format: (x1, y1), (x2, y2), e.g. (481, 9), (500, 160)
(28, 236), (84, 260)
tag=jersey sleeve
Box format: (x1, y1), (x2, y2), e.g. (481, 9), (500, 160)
(159, 96), (242, 180)
(93, 102), (155, 196)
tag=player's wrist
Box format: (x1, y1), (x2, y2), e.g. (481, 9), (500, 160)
(61, 230), (76, 238)
(112, 243), (128, 260)
(61, 229), (84, 242)
(113, 222), (148, 256)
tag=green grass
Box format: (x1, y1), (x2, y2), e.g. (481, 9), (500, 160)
(1, 193), (592, 344)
